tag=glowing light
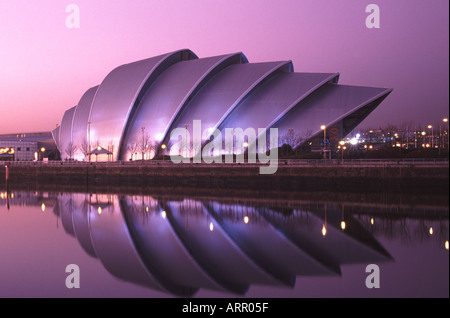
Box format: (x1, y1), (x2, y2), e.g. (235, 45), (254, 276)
(244, 216), (249, 224)
(370, 218), (374, 225)
(243, 142), (248, 148)
(369, 145), (373, 149)
(429, 227), (433, 235)
(97, 146), (102, 151)
(322, 225), (327, 236)
(145, 206), (149, 212)
(161, 211), (166, 218)
(443, 118), (448, 123)
(161, 144), (166, 150)
(341, 221), (346, 230)
(97, 207), (102, 215)
(41, 203), (46, 212)
(155, 133), (164, 141)
(445, 241), (449, 250)
(427, 125), (432, 129)
(40, 147), (45, 152)
(356, 133), (361, 139)
(350, 138), (358, 145)
(209, 222), (214, 231)
(320, 125), (326, 130)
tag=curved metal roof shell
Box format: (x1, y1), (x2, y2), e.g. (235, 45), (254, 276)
(58, 106), (76, 159)
(54, 50), (392, 161)
(88, 49), (196, 161)
(71, 86), (98, 160)
(272, 84), (393, 141)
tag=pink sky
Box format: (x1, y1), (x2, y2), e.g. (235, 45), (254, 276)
(0, 0), (448, 134)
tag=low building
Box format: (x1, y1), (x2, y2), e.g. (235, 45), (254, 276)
(0, 132), (57, 161)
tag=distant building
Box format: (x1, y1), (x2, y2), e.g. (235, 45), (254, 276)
(0, 132), (57, 161)
(53, 49), (392, 161)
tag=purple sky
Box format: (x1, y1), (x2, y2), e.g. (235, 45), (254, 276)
(0, 0), (448, 134)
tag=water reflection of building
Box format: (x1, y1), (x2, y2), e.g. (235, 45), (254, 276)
(0, 191), (56, 211)
(50, 193), (421, 297)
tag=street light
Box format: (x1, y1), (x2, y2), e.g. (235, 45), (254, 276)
(87, 121), (91, 162)
(427, 125), (433, 148)
(161, 144), (166, 161)
(40, 147), (45, 161)
(339, 140), (345, 164)
(321, 125), (326, 159)
(443, 118), (448, 149)
(184, 124), (189, 158)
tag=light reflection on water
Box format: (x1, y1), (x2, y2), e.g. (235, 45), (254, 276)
(0, 189), (448, 298)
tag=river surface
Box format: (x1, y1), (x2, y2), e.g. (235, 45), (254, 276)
(0, 188), (448, 298)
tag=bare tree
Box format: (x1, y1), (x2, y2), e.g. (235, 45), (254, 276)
(138, 133), (152, 160)
(107, 140), (115, 159)
(127, 138), (140, 161)
(64, 141), (77, 160)
(78, 138), (89, 161)
(280, 129), (305, 150)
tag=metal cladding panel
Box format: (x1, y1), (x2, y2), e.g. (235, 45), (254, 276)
(70, 194), (97, 258)
(121, 197), (214, 295)
(206, 202), (337, 279)
(88, 50), (196, 161)
(273, 83), (392, 140)
(88, 196), (167, 291)
(71, 86), (98, 160)
(122, 54), (242, 159)
(59, 106), (76, 160)
(218, 72), (338, 132)
(167, 61), (291, 144)
(51, 126), (60, 153)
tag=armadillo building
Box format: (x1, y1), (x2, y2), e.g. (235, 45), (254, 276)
(52, 49), (392, 161)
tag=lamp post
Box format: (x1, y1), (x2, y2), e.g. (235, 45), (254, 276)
(443, 118), (448, 149)
(184, 124), (189, 158)
(421, 131), (426, 148)
(161, 144), (166, 161)
(87, 121), (91, 162)
(339, 140), (345, 164)
(40, 147), (45, 161)
(141, 127), (146, 160)
(427, 125), (433, 148)
(243, 141), (248, 161)
(321, 125), (326, 159)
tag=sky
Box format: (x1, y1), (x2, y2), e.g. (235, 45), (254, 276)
(0, 0), (448, 134)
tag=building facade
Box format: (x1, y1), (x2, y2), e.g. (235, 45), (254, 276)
(53, 49), (392, 161)
(0, 132), (55, 161)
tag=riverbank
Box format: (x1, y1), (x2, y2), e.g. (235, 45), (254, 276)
(1, 160), (448, 195)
